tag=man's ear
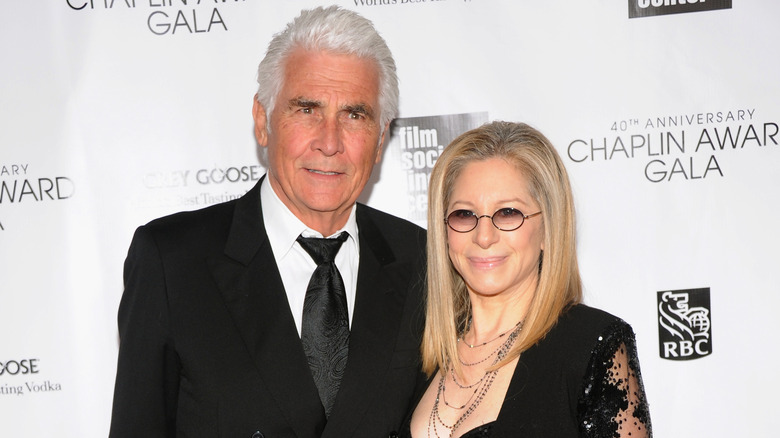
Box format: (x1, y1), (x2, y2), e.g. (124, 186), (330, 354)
(252, 96), (268, 147)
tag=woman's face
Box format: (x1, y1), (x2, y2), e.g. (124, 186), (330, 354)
(446, 158), (544, 301)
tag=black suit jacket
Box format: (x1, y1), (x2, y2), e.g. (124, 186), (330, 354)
(109, 179), (427, 438)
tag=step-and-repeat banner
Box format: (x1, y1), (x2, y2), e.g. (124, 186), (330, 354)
(2, 1), (778, 436)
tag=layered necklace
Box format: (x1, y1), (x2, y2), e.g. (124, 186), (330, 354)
(427, 320), (523, 438)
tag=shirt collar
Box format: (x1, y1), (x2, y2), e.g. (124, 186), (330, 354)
(260, 176), (359, 257)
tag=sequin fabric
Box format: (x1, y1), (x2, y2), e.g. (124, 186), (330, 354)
(578, 320), (652, 437)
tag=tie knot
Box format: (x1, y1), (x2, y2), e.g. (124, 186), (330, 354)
(297, 231), (349, 265)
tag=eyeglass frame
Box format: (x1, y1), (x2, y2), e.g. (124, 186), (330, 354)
(444, 208), (542, 233)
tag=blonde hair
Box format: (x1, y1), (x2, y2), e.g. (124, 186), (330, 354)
(422, 121), (582, 376)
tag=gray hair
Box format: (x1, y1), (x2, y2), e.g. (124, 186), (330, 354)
(255, 6), (399, 129)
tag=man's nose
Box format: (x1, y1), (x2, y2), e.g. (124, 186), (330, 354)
(313, 117), (343, 156)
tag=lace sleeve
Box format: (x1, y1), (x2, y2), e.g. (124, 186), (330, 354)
(578, 321), (652, 438)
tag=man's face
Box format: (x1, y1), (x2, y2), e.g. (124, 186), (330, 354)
(254, 49), (387, 234)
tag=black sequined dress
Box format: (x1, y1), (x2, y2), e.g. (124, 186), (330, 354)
(400, 304), (652, 437)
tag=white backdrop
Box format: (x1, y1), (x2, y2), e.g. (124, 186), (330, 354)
(1, 1), (778, 436)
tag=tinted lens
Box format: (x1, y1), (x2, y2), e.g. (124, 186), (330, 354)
(492, 208), (525, 231)
(446, 209), (477, 232)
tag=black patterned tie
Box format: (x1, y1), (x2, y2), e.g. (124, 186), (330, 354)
(297, 231), (350, 417)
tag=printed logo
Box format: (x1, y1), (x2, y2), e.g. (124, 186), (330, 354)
(134, 164), (260, 211)
(1, 163), (75, 231)
(628, 0), (732, 19)
(389, 112), (488, 225)
(657, 288), (712, 360)
(352, 0), (450, 7)
(0, 164), (74, 204)
(0, 359), (40, 376)
(0, 358), (63, 397)
(65, 0), (247, 36)
(566, 107), (779, 183)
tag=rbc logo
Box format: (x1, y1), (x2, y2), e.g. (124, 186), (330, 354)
(657, 288), (712, 360)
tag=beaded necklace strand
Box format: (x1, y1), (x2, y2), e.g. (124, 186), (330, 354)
(427, 322), (523, 438)
(457, 319), (523, 349)
(456, 319), (523, 366)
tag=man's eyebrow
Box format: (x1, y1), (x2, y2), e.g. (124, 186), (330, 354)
(343, 103), (375, 118)
(289, 97), (322, 108)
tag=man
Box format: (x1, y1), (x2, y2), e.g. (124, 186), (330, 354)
(109, 6), (426, 437)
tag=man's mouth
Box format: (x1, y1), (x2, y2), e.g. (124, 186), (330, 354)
(307, 169), (340, 176)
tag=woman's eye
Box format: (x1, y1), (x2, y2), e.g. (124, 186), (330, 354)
(497, 208), (522, 218)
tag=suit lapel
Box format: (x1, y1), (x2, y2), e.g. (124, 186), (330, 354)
(207, 179), (326, 436)
(324, 206), (414, 436)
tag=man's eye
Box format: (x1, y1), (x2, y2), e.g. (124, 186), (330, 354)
(348, 111), (365, 120)
(300, 107), (313, 114)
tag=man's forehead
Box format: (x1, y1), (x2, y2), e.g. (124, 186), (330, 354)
(281, 75), (379, 102)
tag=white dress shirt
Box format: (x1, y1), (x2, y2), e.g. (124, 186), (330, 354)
(260, 177), (359, 336)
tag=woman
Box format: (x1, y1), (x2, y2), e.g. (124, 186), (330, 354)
(403, 121), (651, 437)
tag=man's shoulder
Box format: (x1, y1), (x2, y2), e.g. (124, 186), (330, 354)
(356, 203), (425, 234)
(146, 200), (236, 229)
(137, 199), (239, 247)
(357, 204), (426, 260)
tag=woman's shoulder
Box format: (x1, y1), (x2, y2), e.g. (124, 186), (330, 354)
(498, 305), (643, 436)
(556, 304), (630, 335)
(543, 304), (636, 358)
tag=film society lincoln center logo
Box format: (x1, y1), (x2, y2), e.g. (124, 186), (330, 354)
(391, 112), (488, 224)
(657, 288), (712, 360)
(628, 0), (732, 19)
